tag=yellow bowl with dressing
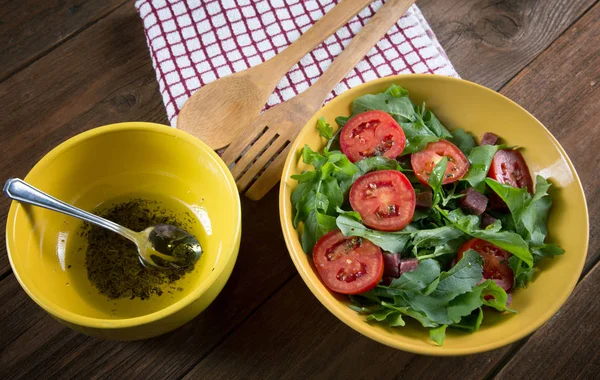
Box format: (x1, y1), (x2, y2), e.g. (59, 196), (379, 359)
(5, 122), (241, 340)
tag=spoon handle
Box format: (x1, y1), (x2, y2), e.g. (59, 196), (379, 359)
(3, 178), (139, 243)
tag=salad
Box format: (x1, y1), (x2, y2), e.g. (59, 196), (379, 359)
(290, 84), (564, 346)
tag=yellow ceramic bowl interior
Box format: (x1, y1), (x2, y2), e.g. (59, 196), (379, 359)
(280, 75), (588, 355)
(6, 122), (241, 340)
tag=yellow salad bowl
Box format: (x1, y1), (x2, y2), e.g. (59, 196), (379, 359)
(6, 122), (241, 340)
(279, 75), (588, 355)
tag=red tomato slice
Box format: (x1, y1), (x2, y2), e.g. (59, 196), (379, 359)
(457, 238), (513, 293)
(313, 230), (384, 294)
(340, 110), (406, 163)
(349, 170), (416, 231)
(488, 149), (534, 194)
(411, 140), (470, 185)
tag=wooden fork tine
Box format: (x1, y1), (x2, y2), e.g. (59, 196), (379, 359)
(244, 144), (292, 201)
(229, 127), (277, 179)
(236, 137), (288, 191)
(221, 125), (268, 166)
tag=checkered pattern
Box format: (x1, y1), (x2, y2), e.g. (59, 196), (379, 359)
(135, 0), (458, 127)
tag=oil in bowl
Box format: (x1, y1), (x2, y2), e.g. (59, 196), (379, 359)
(66, 193), (209, 319)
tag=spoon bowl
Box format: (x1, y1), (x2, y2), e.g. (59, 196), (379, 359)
(140, 224), (203, 269)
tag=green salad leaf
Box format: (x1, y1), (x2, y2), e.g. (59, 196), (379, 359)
(352, 84), (415, 122)
(336, 215), (414, 253)
(291, 143), (358, 253)
(486, 175), (564, 287)
(429, 325), (448, 346)
(355, 156), (403, 175)
(448, 128), (476, 155)
(428, 156), (448, 207)
(355, 250), (513, 345)
(437, 207), (534, 267)
(462, 145), (504, 192)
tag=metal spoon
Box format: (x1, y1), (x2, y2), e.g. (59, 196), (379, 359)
(3, 178), (202, 269)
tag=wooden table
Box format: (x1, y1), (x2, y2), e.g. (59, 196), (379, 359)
(1, 1), (598, 378)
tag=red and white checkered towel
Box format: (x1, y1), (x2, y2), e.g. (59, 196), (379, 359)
(135, 0), (458, 127)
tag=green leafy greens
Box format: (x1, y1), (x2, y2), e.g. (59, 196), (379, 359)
(290, 84), (563, 345)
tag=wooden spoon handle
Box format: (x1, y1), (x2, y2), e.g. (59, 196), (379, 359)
(259, 0), (374, 78)
(306, 0), (416, 100)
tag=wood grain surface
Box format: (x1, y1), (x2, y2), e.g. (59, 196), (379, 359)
(0, 0), (598, 379)
(0, 0), (126, 80)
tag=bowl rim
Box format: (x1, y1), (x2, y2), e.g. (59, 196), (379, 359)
(6, 122), (242, 329)
(279, 74), (589, 355)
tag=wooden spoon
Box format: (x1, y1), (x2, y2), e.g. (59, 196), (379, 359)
(221, 0), (416, 200)
(177, 0), (373, 151)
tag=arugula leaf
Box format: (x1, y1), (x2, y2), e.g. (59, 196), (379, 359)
(316, 117), (334, 140)
(462, 145), (503, 192)
(481, 280), (516, 313)
(411, 225), (465, 256)
(509, 256), (535, 289)
(437, 207), (534, 267)
(429, 325), (448, 346)
(428, 156), (448, 207)
(485, 175), (564, 276)
(429, 250), (483, 303)
(402, 134), (440, 155)
(448, 128), (476, 155)
(453, 308), (484, 332)
(291, 126), (359, 254)
(336, 215), (414, 253)
(366, 309), (406, 327)
(380, 302), (439, 328)
(335, 206), (362, 222)
(355, 156), (403, 175)
(447, 285), (487, 323)
(416, 238), (465, 261)
(388, 259), (441, 293)
(301, 211), (336, 253)
(351, 85), (415, 122)
(335, 115), (350, 127)
(531, 244), (565, 262)
(421, 110), (452, 139)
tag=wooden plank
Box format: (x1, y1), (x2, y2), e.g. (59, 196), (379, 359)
(180, 3), (600, 379)
(0, 274), (46, 350)
(419, 0), (596, 90)
(495, 262), (600, 379)
(0, 0), (126, 81)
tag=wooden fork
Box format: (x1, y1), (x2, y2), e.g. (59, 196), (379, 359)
(222, 0), (416, 201)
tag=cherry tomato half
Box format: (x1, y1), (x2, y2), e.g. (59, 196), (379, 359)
(457, 238), (513, 293)
(349, 170), (416, 231)
(411, 140), (470, 185)
(340, 110), (406, 163)
(488, 149), (534, 194)
(313, 230), (384, 294)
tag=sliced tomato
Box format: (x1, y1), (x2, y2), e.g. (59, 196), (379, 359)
(457, 238), (513, 293)
(340, 110), (406, 163)
(411, 140), (470, 185)
(349, 170), (415, 231)
(313, 230), (383, 294)
(489, 149), (534, 194)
